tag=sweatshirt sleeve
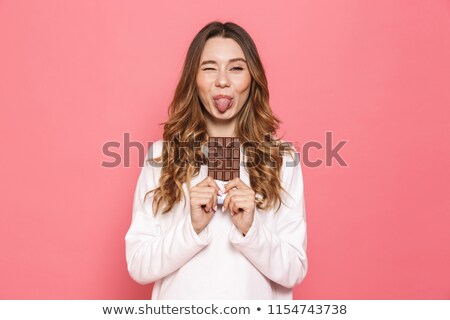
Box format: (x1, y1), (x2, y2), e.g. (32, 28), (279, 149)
(229, 152), (308, 288)
(125, 142), (212, 285)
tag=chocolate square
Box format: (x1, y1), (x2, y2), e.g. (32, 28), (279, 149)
(207, 137), (240, 181)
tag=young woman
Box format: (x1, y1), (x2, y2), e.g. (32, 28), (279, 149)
(125, 21), (307, 299)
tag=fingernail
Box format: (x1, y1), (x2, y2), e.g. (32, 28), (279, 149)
(214, 205), (217, 211)
(218, 190), (223, 196)
(222, 206), (225, 212)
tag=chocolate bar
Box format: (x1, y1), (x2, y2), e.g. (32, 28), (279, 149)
(207, 137), (240, 181)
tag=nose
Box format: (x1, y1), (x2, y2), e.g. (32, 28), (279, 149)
(215, 70), (230, 88)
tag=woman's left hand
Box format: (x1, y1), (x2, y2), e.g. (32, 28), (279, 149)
(222, 178), (256, 236)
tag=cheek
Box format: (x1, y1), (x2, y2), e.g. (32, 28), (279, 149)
(196, 79), (206, 97)
(235, 74), (252, 93)
(196, 75), (212, 94)
(196, 79), (211, 107)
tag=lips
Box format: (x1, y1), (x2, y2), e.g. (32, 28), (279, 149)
(213, 95), (233, 113)
(213, 94), (233, 100)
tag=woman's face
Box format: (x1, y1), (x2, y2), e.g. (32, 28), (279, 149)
(196, 37), (252, 126)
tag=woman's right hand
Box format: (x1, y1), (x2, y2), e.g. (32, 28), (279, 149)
(189, 176), (223, 234)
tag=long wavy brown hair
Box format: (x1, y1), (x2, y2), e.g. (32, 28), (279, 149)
(146, 21), (297, 215)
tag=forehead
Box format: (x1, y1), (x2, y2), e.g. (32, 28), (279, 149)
(200, 37), (246, 61)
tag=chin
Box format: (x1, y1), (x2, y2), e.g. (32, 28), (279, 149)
(214, 109), (236, 120)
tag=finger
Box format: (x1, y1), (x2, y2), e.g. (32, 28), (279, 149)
(213, 196), (217, 212)
(192, 195), (215, 212)
(230, 201), (243, 216)
(203, 198), (215, 213)
(224, 195), (245, 214)
(191, 190), (218, 202)
(231, 201), (242, 216)
(197, 176), (222, 195)
(197, 187), (218, 212)
(192, 186), (219, 196)
(191, 195), (210, 207)
(225, 188), (253, 197)
(229, 195), (249, 204)
(231, 198), (247, 215)
(223, 178), (249, 193)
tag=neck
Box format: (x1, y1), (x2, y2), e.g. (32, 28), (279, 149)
(205, 116), (237, 137)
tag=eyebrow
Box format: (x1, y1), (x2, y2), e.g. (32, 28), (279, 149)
(200, 58), (247, 66)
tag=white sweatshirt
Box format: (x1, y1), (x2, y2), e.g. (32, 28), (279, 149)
(125, 139), (308, 299)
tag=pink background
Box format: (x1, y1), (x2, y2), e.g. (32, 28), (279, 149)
(1, 0), (449, 299)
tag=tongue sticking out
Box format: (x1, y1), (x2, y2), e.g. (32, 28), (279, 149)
(214, 98), (233, 113)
